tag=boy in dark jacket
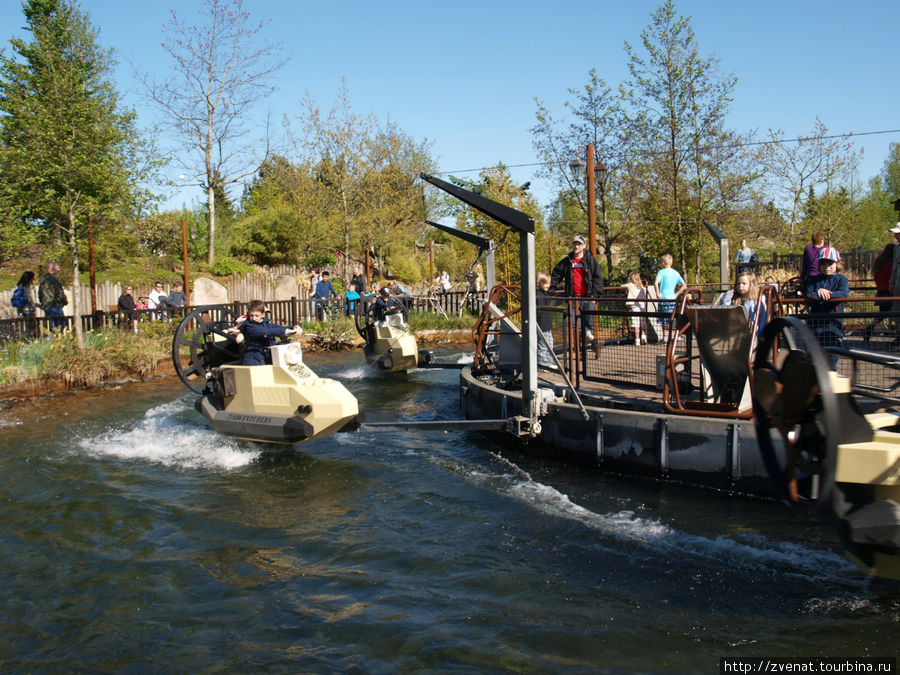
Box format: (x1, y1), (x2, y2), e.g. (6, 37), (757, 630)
(235, 300), (301, 366)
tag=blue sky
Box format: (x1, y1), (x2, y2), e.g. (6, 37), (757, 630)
(2, 0), (898, 213)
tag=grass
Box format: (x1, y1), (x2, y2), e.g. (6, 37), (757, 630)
(0, 309), (479, 389)
(0, 321), (174, 387)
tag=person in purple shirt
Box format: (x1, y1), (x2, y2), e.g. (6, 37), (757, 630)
(800, 231), (826, 283)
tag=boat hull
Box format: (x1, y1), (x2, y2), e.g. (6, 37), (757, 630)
(460, 366), (779, 498)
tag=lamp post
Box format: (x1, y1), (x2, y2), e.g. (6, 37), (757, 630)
(88, 213), (97, 315)
(569, 145), (607, 259)
(181, 219), (190, 303)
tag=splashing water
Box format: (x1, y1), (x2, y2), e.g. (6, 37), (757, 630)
(76, 399), (259, 470)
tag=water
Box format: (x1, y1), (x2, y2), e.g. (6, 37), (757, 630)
(1, 349), (897, 672)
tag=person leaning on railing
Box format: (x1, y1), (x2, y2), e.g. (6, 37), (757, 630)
(117, 285), (139, 333)
(804, 246), (848, 371)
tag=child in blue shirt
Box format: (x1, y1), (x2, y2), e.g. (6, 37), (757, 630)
(344, 282), (361, 317)
(653, 254), (685, 339)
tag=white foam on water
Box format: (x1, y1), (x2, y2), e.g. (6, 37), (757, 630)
(332, 365), (370, 380)
(455, 353), (474, 364)
(474, 454), (857, 581)
(75, 399), (259, 470)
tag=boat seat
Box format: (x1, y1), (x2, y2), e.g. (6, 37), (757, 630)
(684, 305), (753, 410)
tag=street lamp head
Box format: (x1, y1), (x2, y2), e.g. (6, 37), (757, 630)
(594, 161), (608, 185)
(568, 156), (586, 180)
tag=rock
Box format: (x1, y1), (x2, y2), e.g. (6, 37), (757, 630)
(273, 274), (299, 301)
(191, 277), (229, 306)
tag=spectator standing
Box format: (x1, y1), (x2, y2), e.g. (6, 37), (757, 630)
(536, 272), (557, 369)
(888, 224), (900, 314)
(344, 282), (361, 317)
(148, 282), (167, 309)
(148, 281), (168, 320)
(350, 266), (367, 295)
(12, 271), (36, 338)
(805, 247), (848, 371)
(438, 269), (452, 301)
(309, 268), (321, 294)
(624, 271), (647, 345)
(550, 234), (604, 355)
(38, 261), (67, 331)
(12, 271), (36, 317)
(800, 231), (827, 284)
(653, 254), (685, 342)
(643, 274), (664, 343)
(865, 233), (896, 340)
(314, 271), (338, 321)
(734, 239), (756, 273)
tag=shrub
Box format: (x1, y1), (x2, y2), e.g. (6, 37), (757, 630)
(209, 257), (255, 276)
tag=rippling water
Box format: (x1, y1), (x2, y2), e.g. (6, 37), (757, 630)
(1, 348), (897, 671)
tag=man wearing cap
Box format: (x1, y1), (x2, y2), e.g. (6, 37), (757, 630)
(373, 286), (403, 323)
(551, 235), (604, 355)
(804, 246), (848, 370)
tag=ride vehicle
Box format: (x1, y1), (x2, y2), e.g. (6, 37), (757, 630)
(172, 307), (358, 444)
(353, 295), (431, 373)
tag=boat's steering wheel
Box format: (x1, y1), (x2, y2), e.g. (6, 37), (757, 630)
(751, 316), (839, 504)
(171, 306), (242, 393)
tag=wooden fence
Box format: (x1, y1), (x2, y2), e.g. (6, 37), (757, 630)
(0, 290), (486, 344)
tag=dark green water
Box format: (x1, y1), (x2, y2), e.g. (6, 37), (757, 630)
(1, 348), (897, 672)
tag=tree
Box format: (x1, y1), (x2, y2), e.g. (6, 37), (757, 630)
(532, 69), (627, 276)
(292, 83), (435, 278)
(0, 0), (151, 349)
(141, 0), (285, 264)
(882, 142), (900, 201)
(438, 164), (544, 286)
(757, 118), (860, 250)
(622, 0), (738, 280)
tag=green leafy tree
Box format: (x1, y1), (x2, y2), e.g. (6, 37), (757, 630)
(0, 0), (153, 348)
(439, 164), (544, 286)
(622, 0), (739, 281)
(291, 83), (435, 279)
(882, 142), (900, 201)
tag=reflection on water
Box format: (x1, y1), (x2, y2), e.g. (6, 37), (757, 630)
(0, 350), (897, 670)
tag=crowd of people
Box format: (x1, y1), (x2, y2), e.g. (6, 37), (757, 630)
(532, 226), (889, 372)
(9, 226), (897, 374)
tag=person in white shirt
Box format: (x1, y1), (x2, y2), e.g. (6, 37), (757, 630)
(439, 270), (451, 299)
(148, 281), (167, 309)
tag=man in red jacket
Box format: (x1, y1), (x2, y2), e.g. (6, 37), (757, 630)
(550, 235), (604, 356)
